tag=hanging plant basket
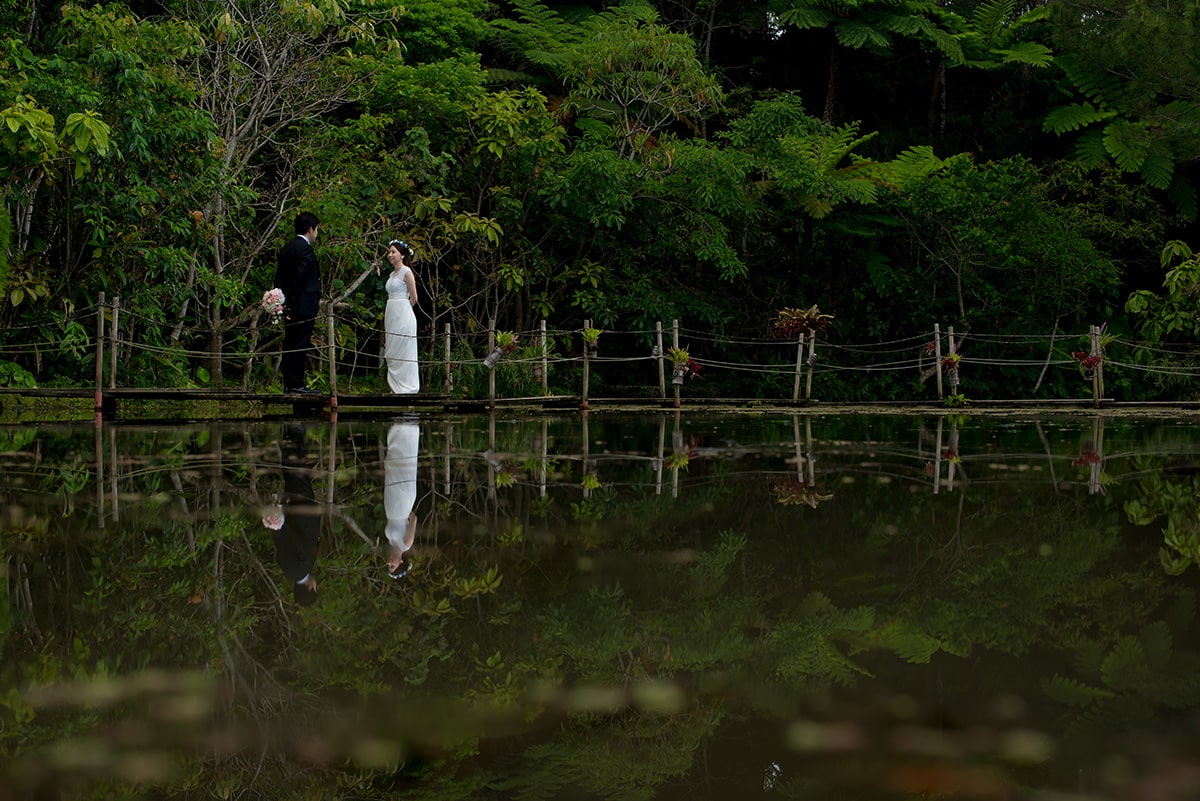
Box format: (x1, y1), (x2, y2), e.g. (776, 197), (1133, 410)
(531, 363), (543, 383)
(671, 364), (688, 385)
(484, 347), (504, 370)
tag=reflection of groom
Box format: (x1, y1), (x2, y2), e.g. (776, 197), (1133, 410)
(274, 424), (321, 605)
(384, 421), (420, 579)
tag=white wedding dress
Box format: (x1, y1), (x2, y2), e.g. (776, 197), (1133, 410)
(384, 422), (419, 557)
(384, 267), (419, 394)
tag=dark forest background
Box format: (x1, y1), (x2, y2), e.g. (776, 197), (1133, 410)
(3, 0), (1200, 399)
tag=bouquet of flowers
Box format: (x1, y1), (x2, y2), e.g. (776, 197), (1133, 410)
(261, 504), (285, 530)
(261, 288), (285, 322)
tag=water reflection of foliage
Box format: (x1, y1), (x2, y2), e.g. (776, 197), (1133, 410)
(1124, 455), (1200, 575)
(1042, 590), (1200, 745)
(0, 418), (1193, 799)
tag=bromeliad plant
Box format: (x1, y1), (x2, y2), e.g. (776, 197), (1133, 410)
(770, 305), (834, 339)
(667, 346), (702, 380)
(495, 330), (520, 354)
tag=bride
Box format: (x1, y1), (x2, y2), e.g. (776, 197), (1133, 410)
(383, 239), (420, 394)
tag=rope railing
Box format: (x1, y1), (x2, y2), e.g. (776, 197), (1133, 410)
(10, 294), (1200, 409)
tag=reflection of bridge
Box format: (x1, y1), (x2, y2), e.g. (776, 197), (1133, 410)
(7, 386), (1197, 423)
(73, 412), (1165, 532)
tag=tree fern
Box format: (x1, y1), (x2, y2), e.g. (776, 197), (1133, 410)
(969, 0), (1014, 51)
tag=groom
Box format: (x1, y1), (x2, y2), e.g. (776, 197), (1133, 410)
(274, 211), (322, 395)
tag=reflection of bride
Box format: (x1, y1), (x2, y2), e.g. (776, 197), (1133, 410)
(384, 421), (420, 578)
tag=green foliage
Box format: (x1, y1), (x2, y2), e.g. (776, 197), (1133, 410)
(1047, 0), (1200, 216)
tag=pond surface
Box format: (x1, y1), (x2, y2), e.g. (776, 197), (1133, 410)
(3, 412), (1200, 800)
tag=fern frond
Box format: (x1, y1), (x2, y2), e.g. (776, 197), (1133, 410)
(1041, 674), (1112, 708)
(799, 195), (835, 219)
(1060, 57), (1123, 105)
(836, 20), (892, 50)
(798, 590), (833, 616)
(1043, 102), (1115, 134)
(1101, 635), (1150, 692)
(1103, 122), (1148, 173)
(775, 6), (837, 30)
(970, 0), (1014, 50)
(1072, 638), (1106, 681)
(1140, 154), (1174, 190)
(1157, 672), (1200, 709)
(1139, 621), (1173, 673)
(1073, 130), (1110, 168)
(926, 28), (964, 64)
(997, 42), (1053, 67)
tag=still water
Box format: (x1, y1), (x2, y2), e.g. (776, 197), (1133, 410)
(3, 412), (1200, 800)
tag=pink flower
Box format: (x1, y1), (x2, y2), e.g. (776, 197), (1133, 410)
(261, 288), (285, 321)
(261, 504), (285, 530)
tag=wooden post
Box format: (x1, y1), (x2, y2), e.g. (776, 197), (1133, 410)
(443, 419), (452, 497)
(671, 412), (681, 498)
(95, 420), (104, 529)
(581, 318), (590, 409)
(444, 323), (452, 394)
(540, 319), (548, 396)
(656, 321), (665, 399)
(934, 324), (943, 400)
(327, 417), (337, 505)
(947, 326), (958, 396)
(488, 319), (496, 410)
(933, 416), (943, 494)
(109, 295), (119, 389)
(487, 413), (496, 501)
(581, 412), (591, 499)
(327, 309), (337, 410)
(805, 332), (817, 401)
(655, 415), (665, 496)
(805, 417), (815, 485)
(1090, 325), (1100, 408)
(793, 415), (803, 481)
(540, 418), (548, 498)
(95, 292), (106, 415)
(792, 332), (804, 402)
(109, 425), (119, 523)
(672, 319), (680, 408)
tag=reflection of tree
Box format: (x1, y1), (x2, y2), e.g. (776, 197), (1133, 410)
(2, 416), (1194, 799)
(1125, 457), (1200, 575)
(1042, 590), (1200, 743)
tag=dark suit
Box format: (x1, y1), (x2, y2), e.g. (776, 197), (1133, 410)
(273, 425), (320, 583)
(274, 234), (321, 389)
